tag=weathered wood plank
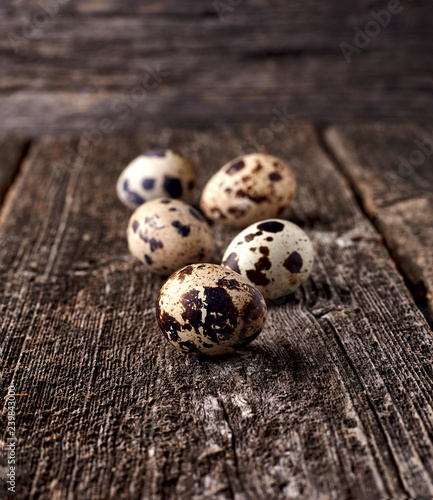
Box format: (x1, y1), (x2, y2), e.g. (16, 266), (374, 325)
(1, 125), (432, 499)
(0, 136), (29, 206)
(0, 0), (430, 133)
(324, 123), (433, 322)
(1, 64), (429, 135)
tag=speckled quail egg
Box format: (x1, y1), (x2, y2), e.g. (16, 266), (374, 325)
(127, 198), (214, 275)
(221, 219), (314, 300)
(200, 153), (296, 228)
(117, 149), (196, 209)
(157, 263), (267, 356)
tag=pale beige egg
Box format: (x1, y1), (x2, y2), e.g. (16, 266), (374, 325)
(200, 153), (296, 228)
(157, 264), (267, 356)
(117, 149), (196, 209)
(222, 219), (314, 300)
(127, 198), (214, 275)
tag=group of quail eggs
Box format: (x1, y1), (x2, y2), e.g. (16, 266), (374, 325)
(117, 149), (314, 357)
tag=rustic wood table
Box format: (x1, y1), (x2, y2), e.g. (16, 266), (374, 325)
(1, 123), (432, 499)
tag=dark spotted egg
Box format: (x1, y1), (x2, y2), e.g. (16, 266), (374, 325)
(127, 198), (214, 275)
(157, 264), (267, 356)
(222, 219), (314, 300)
(200, 153), (296, 228)
(117, 149), (196, 209)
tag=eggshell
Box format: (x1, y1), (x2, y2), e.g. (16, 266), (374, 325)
(127, 198), (214, 275)
(157, 263), (267, 356)
(200, 153), (296, 228)
(222, 219), (314, 300)
(117, 149), (196, 209)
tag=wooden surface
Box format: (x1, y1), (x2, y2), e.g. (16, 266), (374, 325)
(325, 123), (433, 322)
(1, 123), (432, 499)
(0, 1), (431, 135)
(0, 136), (29, 205)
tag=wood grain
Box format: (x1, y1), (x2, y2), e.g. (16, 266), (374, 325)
(0, 136), (29, 206)
(1, 125), (432, 499)
(324, 123), (433, 322)
(0, 0), (430, 134)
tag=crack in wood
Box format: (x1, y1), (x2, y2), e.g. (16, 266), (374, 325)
(0, 137), (31, 209)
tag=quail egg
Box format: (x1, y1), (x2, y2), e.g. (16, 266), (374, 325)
(127, 198), (213, 275)
(157, 263), (267, 356)
(222, 219), (314, 300)
(200, 153), (296, 227)
(117, 149), (196, 209)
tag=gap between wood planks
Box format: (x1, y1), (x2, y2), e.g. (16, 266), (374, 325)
(1, 127), (430, 329)
(0, 138), (31, 207)
(316, 124), (433, 329)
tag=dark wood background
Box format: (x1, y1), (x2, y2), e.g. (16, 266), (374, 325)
(0, 0), (431, 135)
(1, 1), (432, 499)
